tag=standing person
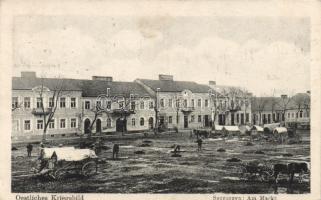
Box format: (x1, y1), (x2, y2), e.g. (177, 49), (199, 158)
(197, 138), (203, 152)
(26, 143), (33, 157)
(112, 144), (119, 159)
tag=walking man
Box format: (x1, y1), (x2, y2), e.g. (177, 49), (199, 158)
(197, 138), (203, 152)
(26, 143), (33, 157)
(112, 144), (119, 159)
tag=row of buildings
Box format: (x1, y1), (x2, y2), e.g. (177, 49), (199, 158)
(11, 72), (310, 141)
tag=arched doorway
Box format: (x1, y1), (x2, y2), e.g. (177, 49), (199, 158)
(84, 119), (91, 134)
(148, 117), (154, 129)
(116, 118), (127, 132)
(96, 119), (101, 133)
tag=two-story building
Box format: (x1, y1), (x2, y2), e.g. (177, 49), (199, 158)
(136, 75), (214, 129)
(12, 72), (155, 141)
(12, 72), (83, 141)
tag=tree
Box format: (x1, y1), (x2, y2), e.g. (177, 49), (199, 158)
(292, 94), (310, 123)
(35, 78), (66, 143)
(251, 97), (268, 126)
(208, 89), (221, 129)
(221, 87), (244, 125)
(278, 95), (292, 125)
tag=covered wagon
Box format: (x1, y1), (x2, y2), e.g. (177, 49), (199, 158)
(33, 147), (98, 180)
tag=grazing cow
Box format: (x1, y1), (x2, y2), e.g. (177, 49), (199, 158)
(273, 162), (309, 184)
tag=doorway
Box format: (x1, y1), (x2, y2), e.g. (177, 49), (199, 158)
(184, 115), (188, 128)
(116, 118), (127, 132)
(84, 119), (91, 134)
(204, 115), (209, 127)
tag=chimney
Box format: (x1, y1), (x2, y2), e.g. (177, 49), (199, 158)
(209, 81), (216, 86)
(307, 90), (311, 94)
(21, 71), (36, 78)
(159, 74), (173, 81)
(281, 94), (288, 99)
(92, 76), (113, 82)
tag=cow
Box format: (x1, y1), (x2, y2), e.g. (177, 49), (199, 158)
(273, 162), (309, 184)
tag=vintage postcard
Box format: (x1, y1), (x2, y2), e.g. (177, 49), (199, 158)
(0, 0), (320, 200)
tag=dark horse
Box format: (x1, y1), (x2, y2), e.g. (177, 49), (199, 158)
(273, 162), (309, 184)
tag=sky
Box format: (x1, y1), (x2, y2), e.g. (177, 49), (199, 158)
(13, 16), (310, 96)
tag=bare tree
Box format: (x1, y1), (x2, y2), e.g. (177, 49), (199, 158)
(278, 95), (292, 125)
(35, 78), (66, 143)
(251, 97), (268, 126)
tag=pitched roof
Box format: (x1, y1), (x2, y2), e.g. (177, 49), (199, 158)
(12, 77), (82, 91)
(12, 77), (151, 97)
(137, 79), (212, 93)
(251, 93), (310, 111)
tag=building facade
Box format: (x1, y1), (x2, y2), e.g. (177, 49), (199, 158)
(251, 93), (310, 128)
(137, 75), (216, 129)
(12, 72), (155, 141)
(12, 72), (256, 141)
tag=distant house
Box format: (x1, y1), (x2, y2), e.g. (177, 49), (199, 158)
(251, 93), (310, 129)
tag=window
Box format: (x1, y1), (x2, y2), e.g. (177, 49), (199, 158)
(140, 101), (144, 109)
(296, 112), (298, 118)
(246, 113), (249, 122)
(149, 101), (154, 109)
(198, 115), (202, 122)
(140, 118), (144, 126)
(132, 118), (136, 126)
(191, 115), (195, 122)
(273, 113), (276, 121)
(191, 99), (195, 108)
(107, 118), (112, 128)
(24, 120), (31, 131)
(300, 110), (303, 118)
(160, 99), (165, 108)
(131, 101), (136, 110)
(241, 113), (244, 124)
(60, 119), (66, 128)
(168, 99), (172, 108)
(268, 114), (271, 123)
(70, 98), (76, 108)
(49, 119), (55, 129)
(24, 97), (30, 108)
(107, 100), (111, 109)
(37, 120), (43, 130)
(49, 97), (54, 108)
(236, 114), (239, 123)
(205, 99), (209, 107)
(198, 99), (202, 107)
(12, 97), (19, 109)
(71, 118), (77, 128)
(60, 97), (66, 108)
(183, 99), (187, 108)
(36, 97), (42, 108)
(168, 116), (172, 124)
(85, 101), (91, 109)
(288, 113), (290, 118)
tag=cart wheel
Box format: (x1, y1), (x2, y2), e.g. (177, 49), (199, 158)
(82, 161), (97, 177)
(260, 171), (270, 182)
(54, 169), (66, 180)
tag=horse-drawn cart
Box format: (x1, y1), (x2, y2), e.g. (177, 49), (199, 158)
(33, 147), (98, 180)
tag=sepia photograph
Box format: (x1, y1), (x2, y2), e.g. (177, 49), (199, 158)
(1, 0), (320, 199)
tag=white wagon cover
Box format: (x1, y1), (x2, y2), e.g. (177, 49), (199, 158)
(42, 147), (98, 161)
(215, 125), (224, 131)
(223, 126), (240, 131)
(273, 127), (288, 134)
(252, 125), (264, 132)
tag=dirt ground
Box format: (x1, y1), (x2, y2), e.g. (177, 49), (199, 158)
(11, 130), (310, 194)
